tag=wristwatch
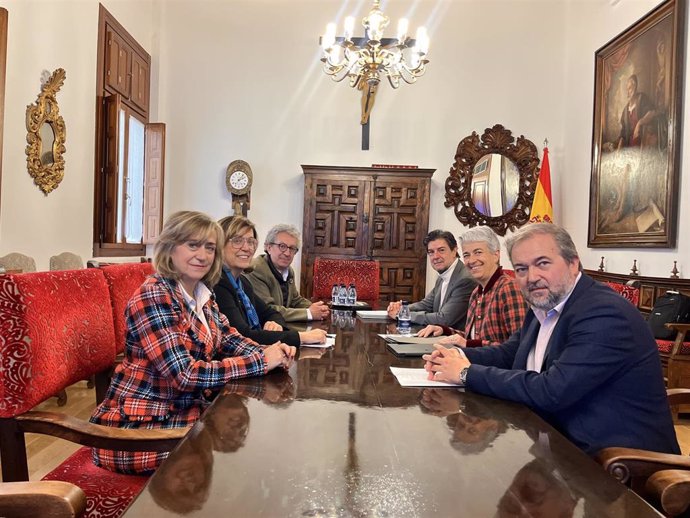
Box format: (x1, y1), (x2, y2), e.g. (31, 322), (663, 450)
(459, 367), (469, 385)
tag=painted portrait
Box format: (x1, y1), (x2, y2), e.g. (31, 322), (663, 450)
(588, 0), (685, 247)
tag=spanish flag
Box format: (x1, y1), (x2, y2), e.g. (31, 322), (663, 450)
(529, 146), (553, 223)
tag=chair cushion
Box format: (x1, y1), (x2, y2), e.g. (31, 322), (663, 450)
(312, 259), (380, 300)
(656, 339), (690, 356)
(100, 263), (155, 354)
(42, 446), (148, 518)
(605, 281), (640, 306)
(0, 270), (116, 417)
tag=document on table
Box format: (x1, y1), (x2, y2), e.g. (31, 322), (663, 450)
(378, 334), (439, 345)
(390, 367), (464, 388)
(300, 335), (335, 348)
(356, 310), (389, 319)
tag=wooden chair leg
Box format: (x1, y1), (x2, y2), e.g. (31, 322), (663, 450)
(646, 469), (690, 517)
(56, 389), (67, 407)
(86, 375), (95, 389)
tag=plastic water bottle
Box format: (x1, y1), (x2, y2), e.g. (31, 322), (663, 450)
(397, 300), (411, 334)
(331, 284), (338, 305)
(337, 283), (348, 305)
(347, 283), (357, 305)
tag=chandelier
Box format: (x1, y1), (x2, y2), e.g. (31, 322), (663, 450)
(320, 0), (429, 133)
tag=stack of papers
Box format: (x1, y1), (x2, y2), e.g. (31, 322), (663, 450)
(356, 310), (389, 319)
(390, 367), (464, 387)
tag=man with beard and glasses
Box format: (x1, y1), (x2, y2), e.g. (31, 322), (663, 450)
(423, 223), (678, 456)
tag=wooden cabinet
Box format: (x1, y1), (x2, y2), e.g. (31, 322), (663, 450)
(301, 165), (434, 303)
(104, 24), (149, 116)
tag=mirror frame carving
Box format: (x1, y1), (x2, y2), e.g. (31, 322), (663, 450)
(444, 124), (540, 236)
(26, 68), (66, 195)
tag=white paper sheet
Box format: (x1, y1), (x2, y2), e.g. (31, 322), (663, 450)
(300, 335), (335, 348)
(389, 367), (464, 387)
(356, 310), (389, 319)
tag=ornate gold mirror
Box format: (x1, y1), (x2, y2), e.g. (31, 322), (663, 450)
(444, 124), (540, 236)
(26, 68), (66, 194)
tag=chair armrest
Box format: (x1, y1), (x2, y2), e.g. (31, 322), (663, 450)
(596, 447), (690, 484)
(645, 469), (690, 517)
(667, 388), (690, 406)
(0, 481), (87, 518)
(17, 411), (189, 452)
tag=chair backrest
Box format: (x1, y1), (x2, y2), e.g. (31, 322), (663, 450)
(312, 258), (380, 300)
(605, 281), (641, 307)
(0, 270), (116, 417)
(0, 252), (37, 273)
(49, 251), (84, 271)
(100, 262), (155, 353)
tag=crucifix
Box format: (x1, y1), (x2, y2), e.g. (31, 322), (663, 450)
(359, 81), (378, 150)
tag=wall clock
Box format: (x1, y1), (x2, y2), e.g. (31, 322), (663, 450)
(226, 160), (253, 216)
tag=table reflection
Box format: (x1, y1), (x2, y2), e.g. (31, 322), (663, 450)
(124, 319), (663, 518)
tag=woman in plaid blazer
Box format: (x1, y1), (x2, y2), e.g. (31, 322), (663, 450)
(90, 211), (296, 474)
(419, 226), (527, 347)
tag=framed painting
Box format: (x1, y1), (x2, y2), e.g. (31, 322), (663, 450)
(588, 0), (686, 247)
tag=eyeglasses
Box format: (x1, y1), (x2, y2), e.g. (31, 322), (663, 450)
(270, 242), (299, 254)
(184, 240), (217, 254)
(228, 236), (259, 249)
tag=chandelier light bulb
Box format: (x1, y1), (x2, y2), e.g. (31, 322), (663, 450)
(344, 16), (355, 40)
(322, 23), (336, 50)
(397, 19), (408, 42)
(415, 26), (429, 54)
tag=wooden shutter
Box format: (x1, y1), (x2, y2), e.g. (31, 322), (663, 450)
(143, 123), (165, 244)
(102, 93), (121, 243)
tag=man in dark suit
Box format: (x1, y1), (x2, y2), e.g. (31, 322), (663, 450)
(387, 230), (476, 329)
(424, 223), (679, 455)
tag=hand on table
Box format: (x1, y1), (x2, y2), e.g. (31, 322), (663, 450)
(422, 344), (470, 383)
(417, 325), (443, 337)
(387, 300), (402, 319)
(309, 301), (330, 320)
(264, 342), (296, 370)
(299, 328), (328, 344)
(263, 321), (284, 331)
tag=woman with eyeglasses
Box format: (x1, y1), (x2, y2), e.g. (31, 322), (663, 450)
(90, 211), (295, 474)
(214, 216), (327, 346)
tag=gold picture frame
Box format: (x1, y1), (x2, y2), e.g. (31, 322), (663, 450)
(26, 68), (66, 195)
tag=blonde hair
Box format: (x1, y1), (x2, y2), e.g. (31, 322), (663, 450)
(218, 215), (258, 242)
(153, 211), (224, 287)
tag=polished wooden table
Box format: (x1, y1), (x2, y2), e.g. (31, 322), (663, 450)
(123, 315), (662, 517)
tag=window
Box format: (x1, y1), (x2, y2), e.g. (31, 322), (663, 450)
(93, 5), (163, 257)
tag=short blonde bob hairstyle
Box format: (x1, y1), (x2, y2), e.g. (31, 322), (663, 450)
(153, 211), (224, 287)
(218, 215), (258, 242)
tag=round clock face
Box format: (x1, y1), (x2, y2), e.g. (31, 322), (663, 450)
(229, 170), (249, 190)
(225, 160), (253, 195)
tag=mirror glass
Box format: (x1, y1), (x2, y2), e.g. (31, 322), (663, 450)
(470, 153), (520, 217)
(39, 122), (56, 166)
(444, 124), (540, 236)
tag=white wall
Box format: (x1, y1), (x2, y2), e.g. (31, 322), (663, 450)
(561, 0), (690, 278)
(0, 0), (156, 270)
(157, 0), (567, 286)
(0, 0), (687, 284)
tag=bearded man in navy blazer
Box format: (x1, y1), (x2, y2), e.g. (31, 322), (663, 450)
(424, 223), (679, 456)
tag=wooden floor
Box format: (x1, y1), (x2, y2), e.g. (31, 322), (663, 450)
(3, 382), (690, 481)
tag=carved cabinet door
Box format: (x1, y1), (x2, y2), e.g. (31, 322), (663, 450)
(370, 177), (430, 302)
(301, 166), (434, 302)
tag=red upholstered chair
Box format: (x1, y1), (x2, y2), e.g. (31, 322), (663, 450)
(312, 258), (380, 300)
(0, 270), (184, 518)
(100, 262), (155, 355)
